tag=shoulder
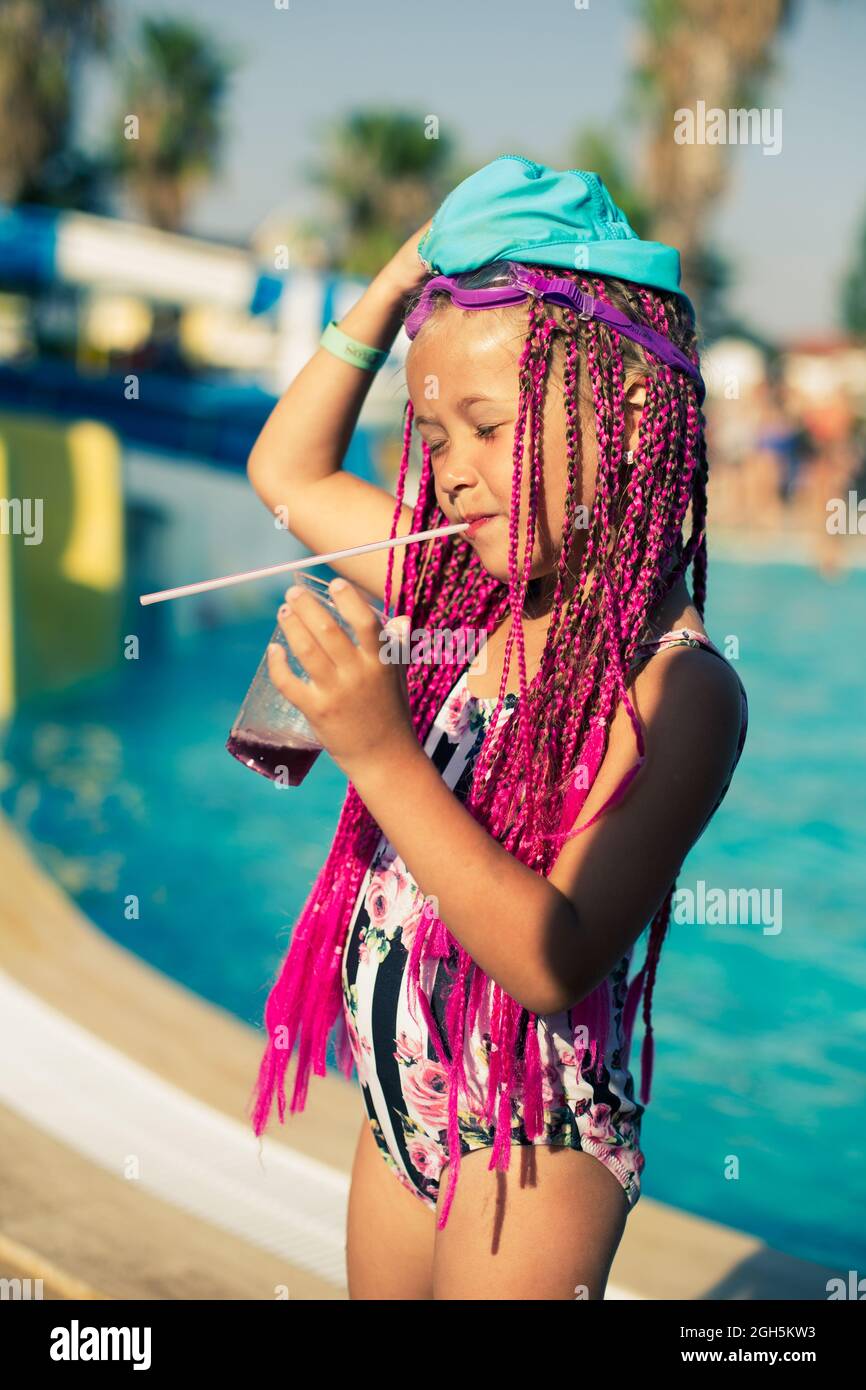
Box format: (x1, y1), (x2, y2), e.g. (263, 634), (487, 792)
(612, 637), (745, 783)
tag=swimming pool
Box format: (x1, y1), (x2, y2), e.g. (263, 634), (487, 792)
(2, 559), (864, 1273)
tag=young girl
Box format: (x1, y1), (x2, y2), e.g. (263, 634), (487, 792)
(245, 156), (749, 1301)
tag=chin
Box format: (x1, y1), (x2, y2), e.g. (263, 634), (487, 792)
(475, 563), (532, 593)
(473, 556), (510, 583)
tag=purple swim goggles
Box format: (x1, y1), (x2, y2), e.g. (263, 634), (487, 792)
(404, 261), (706, 405)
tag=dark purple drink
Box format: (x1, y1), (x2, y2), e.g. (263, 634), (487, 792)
(225, 730), (322, 785)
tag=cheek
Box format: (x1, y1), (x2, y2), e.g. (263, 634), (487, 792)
(531, 429), (572, 527)
(490, 439), (519, 496)
(541, 409), (596, 510)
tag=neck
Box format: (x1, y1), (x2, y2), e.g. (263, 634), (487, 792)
(521, 566), (581, 623)
(522, 531), (686, 625)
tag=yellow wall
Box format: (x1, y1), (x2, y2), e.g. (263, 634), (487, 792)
(0, 442), (12, 721)
(0, 414), (124, 720)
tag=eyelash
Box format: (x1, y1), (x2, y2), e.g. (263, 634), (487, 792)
(427, 425), (500, 456)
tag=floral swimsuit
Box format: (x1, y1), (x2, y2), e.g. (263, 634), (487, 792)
(340, 627), (749, 1214)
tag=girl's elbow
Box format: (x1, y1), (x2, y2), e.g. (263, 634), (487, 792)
(537, 976), (589, 1017)
(246, 442), (268, 482)
(526, 968), (585, 1018)
(541, 991), (576, 1018)
(546, 949), (620, 1017)
(509, 966), (568, 1017)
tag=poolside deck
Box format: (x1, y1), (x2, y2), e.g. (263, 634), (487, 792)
(0, 811), (835, 1300)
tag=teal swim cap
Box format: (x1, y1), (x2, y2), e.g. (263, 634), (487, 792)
(417, 153), (695, 319)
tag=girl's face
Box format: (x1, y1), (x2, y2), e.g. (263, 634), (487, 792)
(406, 305), (600, 598)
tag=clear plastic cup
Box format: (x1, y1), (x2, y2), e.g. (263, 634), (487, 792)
(225, 571), (387, 787)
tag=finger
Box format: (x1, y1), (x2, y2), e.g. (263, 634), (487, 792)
(380, 614), (411, 668)
(326, 577), (383, 656)
(266, 641), (312, 709)
(277, 599), (340, 683)
(282, 588), (356, 671)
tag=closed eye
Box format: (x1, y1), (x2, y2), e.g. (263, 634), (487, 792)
(427, 424), (501, 456)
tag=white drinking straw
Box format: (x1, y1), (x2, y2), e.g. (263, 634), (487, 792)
(138, 520), (470, 606)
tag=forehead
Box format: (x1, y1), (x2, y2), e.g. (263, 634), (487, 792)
(406, 304), (525, 401)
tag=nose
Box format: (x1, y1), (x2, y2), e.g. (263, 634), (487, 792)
(431, 440), (489, 514)
(437, 456), (482, 498)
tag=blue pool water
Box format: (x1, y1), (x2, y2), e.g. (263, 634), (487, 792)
(2, 559), (864, 1274)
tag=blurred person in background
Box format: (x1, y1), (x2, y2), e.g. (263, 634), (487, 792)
(799, 385), (862, 576)
(704, 383), (763, 534)
(743, 374), (813, 532)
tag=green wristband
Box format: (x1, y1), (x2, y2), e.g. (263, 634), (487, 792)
(319, 319), (390, 372)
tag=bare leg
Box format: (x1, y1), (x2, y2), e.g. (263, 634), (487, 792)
(345, 1115), (437, 1299)
(432, 1145), (629, 1300)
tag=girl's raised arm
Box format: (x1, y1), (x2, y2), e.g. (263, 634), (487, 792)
(246, 224), (432, 605)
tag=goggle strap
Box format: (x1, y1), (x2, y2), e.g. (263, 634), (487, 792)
(405, 266), (705, 403)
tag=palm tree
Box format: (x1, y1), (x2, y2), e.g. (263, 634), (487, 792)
(841, 199), (866, 338)
(631, 0), (798, 312)
(306, 110), (461, 275)
(0, 0), (110, 205)
(111, 18), (234, 232)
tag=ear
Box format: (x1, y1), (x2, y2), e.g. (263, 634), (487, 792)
(624, 377), (647, 453)
(625, 378), (647, 407)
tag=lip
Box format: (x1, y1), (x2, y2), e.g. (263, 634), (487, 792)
(462, 514), (497, 538)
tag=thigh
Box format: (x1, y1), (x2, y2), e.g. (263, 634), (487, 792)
(432, 1144), (629, 1301)
(345, 1114), (437, 1300)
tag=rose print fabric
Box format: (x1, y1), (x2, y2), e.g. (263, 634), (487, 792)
(340, 628), (748, 1212)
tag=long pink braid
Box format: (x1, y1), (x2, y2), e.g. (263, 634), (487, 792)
(248, 262), (708, 1229)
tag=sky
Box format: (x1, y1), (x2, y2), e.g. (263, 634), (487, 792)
(81, 0), (866, 342)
